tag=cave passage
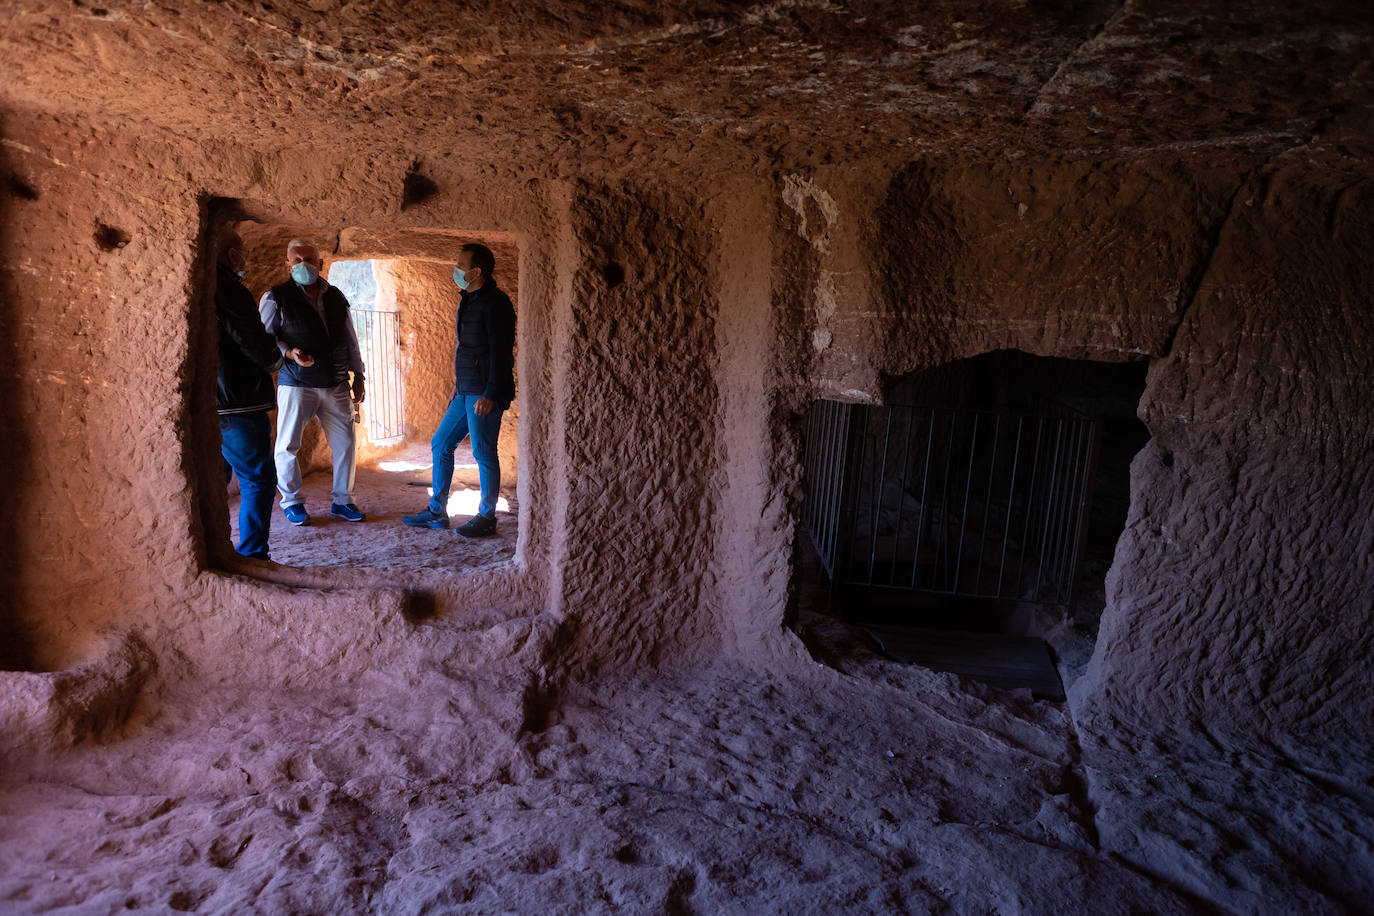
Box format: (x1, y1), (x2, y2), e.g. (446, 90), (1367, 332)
(329, 259), (407, 449)
(216, 232), (520, 574)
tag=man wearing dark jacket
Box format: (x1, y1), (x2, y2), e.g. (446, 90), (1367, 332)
(215, 230), (286, 559)
(403, 243), (516, 537)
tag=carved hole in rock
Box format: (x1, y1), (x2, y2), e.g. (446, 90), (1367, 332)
(5, 171), (38, 200)
(93, 221), (130, 250)
(401, 165), (440, 210)
(198, 209), (520, 575)
(797, 349), (1149, 698)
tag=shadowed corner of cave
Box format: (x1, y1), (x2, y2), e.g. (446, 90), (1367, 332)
(0, 112), (35, 672)
(191, 196), (247, 573)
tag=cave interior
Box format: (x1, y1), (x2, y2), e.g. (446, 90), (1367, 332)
(1, 0), (1372, 912)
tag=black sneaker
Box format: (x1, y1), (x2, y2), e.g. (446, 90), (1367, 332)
(456, 514), (496, 538)
(402, 507), (450, 529)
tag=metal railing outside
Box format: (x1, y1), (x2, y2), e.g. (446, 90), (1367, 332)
(803, 398), (852, 579)
(803, 400), (1100, 607)
(351, 308), (405, 445)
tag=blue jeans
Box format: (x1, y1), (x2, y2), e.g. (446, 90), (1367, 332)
(221, 412), (275, 559)
(431, 395), (504, 518)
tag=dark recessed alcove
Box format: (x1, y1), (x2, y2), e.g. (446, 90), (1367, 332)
(798, 350), (1150, 696)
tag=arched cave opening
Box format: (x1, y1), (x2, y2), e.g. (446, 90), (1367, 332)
(797, 349), (1149, 698)
(206, 217), (521, 574)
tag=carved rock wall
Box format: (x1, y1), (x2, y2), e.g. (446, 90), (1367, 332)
(2, 99), (1372, 757)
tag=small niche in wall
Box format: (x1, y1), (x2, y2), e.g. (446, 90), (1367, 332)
(93, 221), (130, 250)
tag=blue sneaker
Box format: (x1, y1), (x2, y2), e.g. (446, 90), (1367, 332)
(331, 503), (366, 522)
(284, 504), (309, 526)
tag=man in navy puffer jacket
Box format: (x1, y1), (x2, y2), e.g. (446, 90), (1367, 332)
(403, 243), (516, 537)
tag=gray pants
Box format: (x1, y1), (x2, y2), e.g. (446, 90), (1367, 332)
(274, 382), (357, 508)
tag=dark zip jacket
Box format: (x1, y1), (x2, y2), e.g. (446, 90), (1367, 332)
(216, 264), (283, 414)
(454, 281), (516, 408)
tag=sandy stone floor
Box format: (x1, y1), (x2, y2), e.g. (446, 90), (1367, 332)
(3, 626), (1370, 914)
(3, 501), (1371, 915)
(227, 443), (518, 573)
(0, 657), (1153, 914)
(3, 594), (1373, 916)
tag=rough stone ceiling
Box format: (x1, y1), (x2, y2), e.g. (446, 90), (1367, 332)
(1, 0), (1371, 174)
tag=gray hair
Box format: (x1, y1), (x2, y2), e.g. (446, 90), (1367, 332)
(286, 237), (320, 256)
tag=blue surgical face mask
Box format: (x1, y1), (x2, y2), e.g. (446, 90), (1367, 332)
(292, 262), (319, 285)
(235, 269), (246, 279)
(453, 267), (467, 289)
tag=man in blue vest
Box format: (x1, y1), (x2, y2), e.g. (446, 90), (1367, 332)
(403, 243), (515, 538)
(259, 238), (367, 526)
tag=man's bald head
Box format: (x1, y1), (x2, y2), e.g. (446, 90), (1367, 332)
(218, 228), (245, 273)
(286, 238), (321, 261)
(218, 229), (243, 256)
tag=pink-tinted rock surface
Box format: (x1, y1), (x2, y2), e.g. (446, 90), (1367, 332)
(1, 0), (1372, 911)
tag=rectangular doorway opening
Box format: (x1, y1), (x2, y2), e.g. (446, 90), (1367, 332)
(329, 259), (405, 447)
(203, 217), (523, 578)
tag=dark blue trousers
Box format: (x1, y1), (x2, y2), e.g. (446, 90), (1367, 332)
(430, 395), (504, 518)
(221, 411), (275, 559)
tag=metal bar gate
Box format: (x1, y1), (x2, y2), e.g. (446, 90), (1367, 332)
(803, 400), (1100, 607)
(350, 308), (405, 445)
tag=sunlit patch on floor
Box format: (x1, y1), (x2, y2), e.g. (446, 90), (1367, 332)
(439, 487), (511, 517)
(378, 457), (434, 473)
